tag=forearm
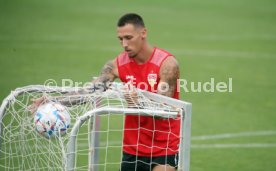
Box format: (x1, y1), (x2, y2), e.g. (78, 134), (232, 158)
(49, 88), (94, 106)
(51, 60), (117, 106)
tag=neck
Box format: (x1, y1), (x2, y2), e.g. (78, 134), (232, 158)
(134, 42), (154, 64)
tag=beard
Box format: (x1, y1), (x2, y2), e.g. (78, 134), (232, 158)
(125, 49), (137, 58)
(129, 53), (137, 58)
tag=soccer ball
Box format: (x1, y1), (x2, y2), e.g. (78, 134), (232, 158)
(34, 102), (71, 139)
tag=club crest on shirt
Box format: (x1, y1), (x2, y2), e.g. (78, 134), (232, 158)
(147, 73), (157, 87)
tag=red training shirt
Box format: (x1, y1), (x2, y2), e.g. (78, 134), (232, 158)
(116, 47), (180, 157)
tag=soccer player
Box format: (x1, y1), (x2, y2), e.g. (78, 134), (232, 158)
(31, 13), (180, 171)
(94, 13), (180, 171)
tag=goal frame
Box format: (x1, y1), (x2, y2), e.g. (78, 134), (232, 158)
(0, 85), (192, 171)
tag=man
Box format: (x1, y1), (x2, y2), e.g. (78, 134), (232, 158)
(32, 13), (180, 171)
(94, 13), (180, 171)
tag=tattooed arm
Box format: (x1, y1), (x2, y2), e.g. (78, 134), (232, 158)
(55, 59), (119, 105)
(58, 59), (118, 104)
(29, 59), (119, 111)
(92, 59), (119, 91)
(157, 56), (180, 98)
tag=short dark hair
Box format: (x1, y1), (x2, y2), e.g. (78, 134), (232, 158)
(117, 13), (145, 27)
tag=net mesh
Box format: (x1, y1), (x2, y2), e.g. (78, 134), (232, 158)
(0, 83), (180, 171)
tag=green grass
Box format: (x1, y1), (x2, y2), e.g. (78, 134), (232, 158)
(1, 0), (276, 170)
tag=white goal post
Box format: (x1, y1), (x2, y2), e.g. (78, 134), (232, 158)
(0, 83), (192, 171)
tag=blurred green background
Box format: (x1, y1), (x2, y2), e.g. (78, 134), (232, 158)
(1, 0), (276, 170)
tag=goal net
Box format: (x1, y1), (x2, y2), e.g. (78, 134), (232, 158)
(0, 83), (191, 171)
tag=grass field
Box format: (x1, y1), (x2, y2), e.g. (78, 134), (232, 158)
(1, 0), (276, 170)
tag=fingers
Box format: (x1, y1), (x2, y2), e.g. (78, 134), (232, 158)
(32, 96), (45, 105)
(28, 96), (48, 114)
(123, 83), (139, 107)
(28, 104), (38, 114)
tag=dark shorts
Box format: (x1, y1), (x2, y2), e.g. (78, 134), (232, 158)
(120, 152), (178, 171)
